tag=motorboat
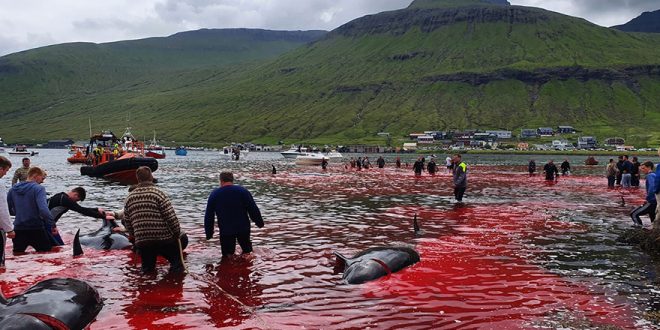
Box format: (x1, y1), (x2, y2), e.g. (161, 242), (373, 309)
(8, 145), (36, 156)
(175, 146), (188, 156)
(80, 130), (157, 184)
(325, 150), (343, 159)
(295, 153), (329, 166)
(281, 145), (308, 159)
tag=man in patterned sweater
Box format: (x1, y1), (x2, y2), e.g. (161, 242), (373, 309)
(123, 166), (184, 273)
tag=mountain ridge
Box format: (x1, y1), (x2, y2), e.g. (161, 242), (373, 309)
(2, 2), (660, 146)
(612, 9), (660, 33)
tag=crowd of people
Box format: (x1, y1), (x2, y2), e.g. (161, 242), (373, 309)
(0, 156), (264, 273)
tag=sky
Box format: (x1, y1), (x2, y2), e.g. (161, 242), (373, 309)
(0, 0), (658, 56)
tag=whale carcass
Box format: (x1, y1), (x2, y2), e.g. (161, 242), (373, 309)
(334, 246), (420, 284)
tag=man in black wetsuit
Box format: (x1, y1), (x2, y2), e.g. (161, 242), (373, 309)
(412, 157), (424, 176)
(543, 160), (559, 181)
(528, 159), (536, 176)
(47, 187), (105, 245)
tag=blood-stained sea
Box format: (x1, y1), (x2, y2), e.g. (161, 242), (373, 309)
(1, 150), (659, 329)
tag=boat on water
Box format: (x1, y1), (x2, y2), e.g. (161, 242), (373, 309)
(221, 145), (249, 160)
(325, 150), (343, 159)
(175, 146), (188, 156)
(80, 131), (158, 184)
(281, 145), (308, 159)
(8, 145), (38, 156)
(146, 131), (166, 159)
(585, 156), (599, 165)
(295, 153), (329, 166)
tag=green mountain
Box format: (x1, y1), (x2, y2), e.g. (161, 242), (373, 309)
(612, 9), (660, 33)
(2, 0), (660, 147)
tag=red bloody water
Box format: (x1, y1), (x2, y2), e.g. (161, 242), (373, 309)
(1, 155), (657, 329)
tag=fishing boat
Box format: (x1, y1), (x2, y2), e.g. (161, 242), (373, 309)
(80, 131), (158, 184)
(67, 147), (90, 164)
(295, 153), (329, 166)
(175, 146), (188, 156)
(281, 145), (308, 159)
(146, 131), (166, 159)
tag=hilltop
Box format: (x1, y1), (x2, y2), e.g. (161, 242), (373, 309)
(1, 1), (660, 147)
(612, 9), (660, 33)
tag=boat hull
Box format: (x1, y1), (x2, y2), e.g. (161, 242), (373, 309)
(146, 150), (166, 159)
(295, 155), (329, 166)
(81, 157), (158, 184)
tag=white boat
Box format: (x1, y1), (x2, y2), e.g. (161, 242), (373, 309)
(8, 145), (35, 156)
(325, 150), (343, 159)
(295, 153), (329, 166)
(281, 145), (309, 159)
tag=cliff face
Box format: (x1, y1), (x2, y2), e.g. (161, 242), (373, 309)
(612, 9), (660, 33)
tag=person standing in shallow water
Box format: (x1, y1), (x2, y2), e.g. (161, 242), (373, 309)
(377, 156), (385, 169)
(606, 159), (618, 188)
(413, 157), (424, 176)
(452, 154), (467, 202)
(11, 157), (30, 186)
(395, 157), (401, 168)
(0, 156), (15, 267)
(630, 161), (656, 227)
(560, 159), (570, 176)
(427, 158), (437, 176)
(205, 171), (264, 257)
(543, 160), (559, 181)
(528, 159), (536, 176)
(123, 166), (184, 274)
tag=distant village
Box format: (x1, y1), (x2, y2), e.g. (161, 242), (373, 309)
(6, 125), (643, 155)
(399, 126), (639, 153)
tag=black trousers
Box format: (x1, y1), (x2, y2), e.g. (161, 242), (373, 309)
(138, 240), (185, 274)
(12, 229), (53, 253)
(0, 231), (5, 267)
(454, 187), (466, 202)
(631, 202), (656, 226)
(220, 232), (253, 256)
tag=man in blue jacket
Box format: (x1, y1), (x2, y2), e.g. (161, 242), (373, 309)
(631, 161), (656, 226)
(205, 172), (264, 257)
(7, 167), (55, 252)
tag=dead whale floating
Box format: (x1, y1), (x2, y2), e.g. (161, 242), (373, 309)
(334, 246), (420, 284)
(0, 278), (103, 329)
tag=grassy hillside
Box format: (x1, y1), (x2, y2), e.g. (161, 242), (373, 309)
(2, 1), (660, 147)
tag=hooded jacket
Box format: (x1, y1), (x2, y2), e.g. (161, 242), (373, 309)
(7, 181), (53, 230)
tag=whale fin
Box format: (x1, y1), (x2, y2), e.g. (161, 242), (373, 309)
(334, 252), (352, 269)
(413, 213), (421, 236)
(73, 229), (84, 256)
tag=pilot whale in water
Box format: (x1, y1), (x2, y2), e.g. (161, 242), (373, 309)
(0, 278), (103, 329)
(334, 246), (420, 284)
(73, 218), (188, 255)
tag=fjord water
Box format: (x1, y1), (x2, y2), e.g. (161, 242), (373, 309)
(1, 150), (659, 329)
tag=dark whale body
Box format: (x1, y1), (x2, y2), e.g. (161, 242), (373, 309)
(79, 219), (132, 250)
(74, 219), (189, 254)
(0, 278), (103, 329)
(335, 246), (420, 284)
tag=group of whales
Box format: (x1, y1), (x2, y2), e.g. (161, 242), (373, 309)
(0, 214), (423, 327)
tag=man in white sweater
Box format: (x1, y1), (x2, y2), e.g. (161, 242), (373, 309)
(0, 156), (15, 267)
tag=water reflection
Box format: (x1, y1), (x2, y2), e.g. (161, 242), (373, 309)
(1, 150), (659, 329)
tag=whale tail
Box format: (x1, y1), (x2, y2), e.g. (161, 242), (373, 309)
(73, 229), (84, 256)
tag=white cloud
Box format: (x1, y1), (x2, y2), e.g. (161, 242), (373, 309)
(0, 0), (657, 56)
